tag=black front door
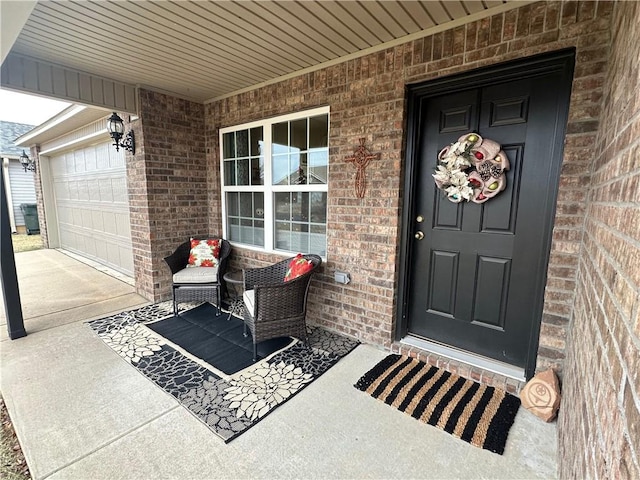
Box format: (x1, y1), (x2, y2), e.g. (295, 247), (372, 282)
(400, 51), (575, 376)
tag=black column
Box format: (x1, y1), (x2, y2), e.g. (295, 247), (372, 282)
(1, 165), (26, 339)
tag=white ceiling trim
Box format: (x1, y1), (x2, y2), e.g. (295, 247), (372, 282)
(206, 0), (536, 103)
(2, 53), (138, 113)
(16, 105), (88, 146)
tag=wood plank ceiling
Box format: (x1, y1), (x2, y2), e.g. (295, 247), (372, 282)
(10, 0), (520, 103)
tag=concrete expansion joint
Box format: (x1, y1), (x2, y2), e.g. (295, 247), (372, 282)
(37, 405), (182, 480)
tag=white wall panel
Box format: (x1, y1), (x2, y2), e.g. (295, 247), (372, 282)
(87, 178), (99, 201)
(77, 180), (88, 201)
(1, 53), (137, 113)
(91, 210), (103, 231)
(7, 160), (37, 226)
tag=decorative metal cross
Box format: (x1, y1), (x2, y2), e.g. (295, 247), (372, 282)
(345, 138), (380, 198)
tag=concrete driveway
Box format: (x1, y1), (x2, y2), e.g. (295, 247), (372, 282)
(0, 249), (558, 479)
(0, 249), (147, 342)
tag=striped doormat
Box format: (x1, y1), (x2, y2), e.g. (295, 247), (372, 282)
(354, 354), (521, 454)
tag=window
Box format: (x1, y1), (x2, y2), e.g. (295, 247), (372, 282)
(220, 107), (329, 257)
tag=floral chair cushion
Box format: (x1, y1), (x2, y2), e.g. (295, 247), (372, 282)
(284, 253), (313, 282)
(188, 238), (221, 267)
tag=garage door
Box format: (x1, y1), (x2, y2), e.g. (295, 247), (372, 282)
(50, 141), (134, 276)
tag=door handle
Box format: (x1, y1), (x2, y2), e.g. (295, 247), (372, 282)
(414, 231), (425, 240)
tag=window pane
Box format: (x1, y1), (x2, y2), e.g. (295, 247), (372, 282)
(275, 221), (291, 250)
(273, 154), (289, 185)
(251, 193), (265, 247)
(236, 130), (249, 158)
(290, 152), (301, 185)
(229, 216), (240, 243)
(309, 115), (328, 148)
(310, 192), (327, 223)
(255, 222), (264, 246)
(226, 192), (238, 216)
(255, 193), (264, 218)
(294, 153), (308, 185)
(227, 192), (264, 247)
(273, 190), (326, 255)
(310, 225), (327, 256)
(272, 122), (288, 154)
(275, 192), (290, 221)
(223, 132), (235, 159)
(237, 159), (249, 185)
(240, 218), (253, 244)
(291, 192), (309, 221)
(291, 223), (309, 252)
(224, 160), (236, 186)
(250, 127), (263, 156)
(309, 151), (327, 184)
(251, 157), (264, 185)
(239, 192), (253, 217)
(273, 153), (307, 186)
(290, 118), (307, 151)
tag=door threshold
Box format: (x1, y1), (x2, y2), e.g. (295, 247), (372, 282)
(401, 335), (526, 382)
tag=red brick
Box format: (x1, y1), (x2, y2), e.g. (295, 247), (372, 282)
(489, 14), (503, 45)
(558, 2), (639, 478)
(561, 1), (578, 26)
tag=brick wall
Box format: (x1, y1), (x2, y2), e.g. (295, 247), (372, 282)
(31, 145), (48, 247)
(558, 1), (640, 478)
(130, 90), (208, 301)
(204, 1), (613, 383)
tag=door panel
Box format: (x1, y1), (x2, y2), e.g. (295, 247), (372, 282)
(427, 250), (459, 317)
(480, 145), (523, 233)
(404, 55), (574, 371)
(433, 195), (463, 230)
(472, 256), (511, 329)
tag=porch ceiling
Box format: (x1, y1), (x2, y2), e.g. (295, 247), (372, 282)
(7, 0), (526, 103)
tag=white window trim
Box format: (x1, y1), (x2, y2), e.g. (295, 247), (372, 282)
(219, 106), (330, 259)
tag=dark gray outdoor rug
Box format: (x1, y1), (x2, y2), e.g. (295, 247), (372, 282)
(87, 301), (359, 442)
(354, 354), (520, 454)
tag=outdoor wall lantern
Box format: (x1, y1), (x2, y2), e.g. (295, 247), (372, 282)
(106, 112), (135, 154)
(19, 150), (36, 173)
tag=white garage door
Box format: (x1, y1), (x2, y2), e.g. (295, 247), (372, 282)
(50, 141), (133, 276)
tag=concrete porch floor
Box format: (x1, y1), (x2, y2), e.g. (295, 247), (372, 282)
(1, 250), (558, 479)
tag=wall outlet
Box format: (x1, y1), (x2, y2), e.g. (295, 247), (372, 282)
(334, 271), (351, 284)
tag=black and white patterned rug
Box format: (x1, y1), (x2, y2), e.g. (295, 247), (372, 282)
(86, 301), (359, 442)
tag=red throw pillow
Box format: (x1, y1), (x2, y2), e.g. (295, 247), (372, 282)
(284, 254), (313, 282)
(188, 238), (221, 267)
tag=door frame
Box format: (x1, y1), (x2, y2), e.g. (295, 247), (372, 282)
(396, 49), (575, 379)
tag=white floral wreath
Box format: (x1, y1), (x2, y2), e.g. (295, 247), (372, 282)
(433, 133), (510, 204)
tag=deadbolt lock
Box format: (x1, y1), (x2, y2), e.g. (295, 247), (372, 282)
(414, 231), (425, 240)
(416, 215), (424, 223)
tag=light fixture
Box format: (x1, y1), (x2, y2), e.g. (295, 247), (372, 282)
(106, 112), (135, 154)
(19, 150), (36, 173)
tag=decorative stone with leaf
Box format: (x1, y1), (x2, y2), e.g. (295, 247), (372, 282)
(519, 368), (561, 422)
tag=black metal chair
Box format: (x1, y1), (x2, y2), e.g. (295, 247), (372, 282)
(242, 254), (322, 361)
(163, 237), (231, 315)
